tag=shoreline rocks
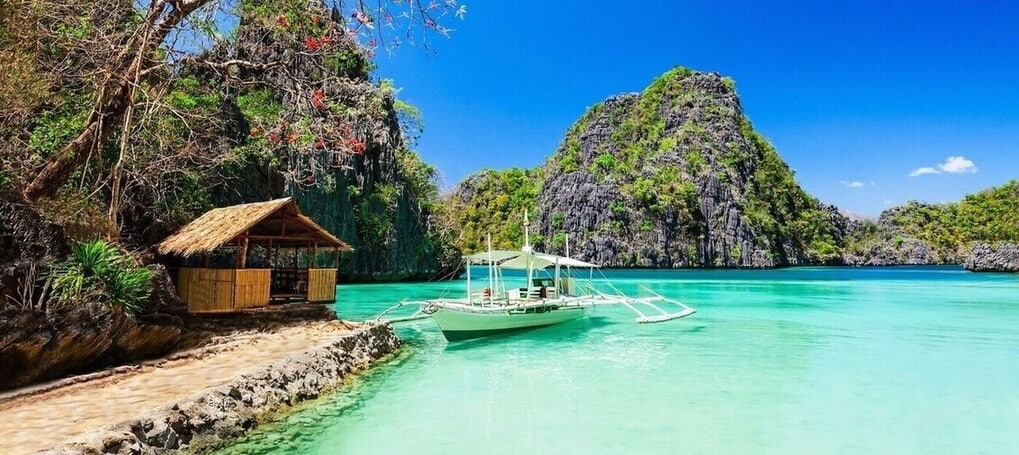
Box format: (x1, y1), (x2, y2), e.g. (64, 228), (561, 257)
(0, 303), (337, 391)
(964, 243), (1019, 272)
(41, 322), (400, 454)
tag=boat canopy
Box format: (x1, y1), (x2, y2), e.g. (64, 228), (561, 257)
(499, 252), (599, 270)
(464, 250), (522, 264)
(464, 250), (599, 269)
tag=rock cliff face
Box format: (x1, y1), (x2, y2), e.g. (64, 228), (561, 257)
(965, 243), (1019, 272)
(0, 188), (70, 299)
(843, 181), (1019, 267)
(841, 216), (938, 266)
(451, 68), (844, 268)
(161, 2), (457, 281)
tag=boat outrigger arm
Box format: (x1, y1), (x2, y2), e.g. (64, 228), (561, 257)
(376, 290), (696, 326)
(375, 221), (695, 341)
(375, 252), (696, 327)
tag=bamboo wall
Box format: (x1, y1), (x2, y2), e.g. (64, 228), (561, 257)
(177, 268), (271, 313)
(307, 268), (338, 302)
(235, 269), (272, 309)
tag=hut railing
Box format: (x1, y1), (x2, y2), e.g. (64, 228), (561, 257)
(177, 268), (271, 313)
(307, 268), (337, 302)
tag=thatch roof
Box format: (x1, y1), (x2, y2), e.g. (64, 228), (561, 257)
(157, 197), (352, 257)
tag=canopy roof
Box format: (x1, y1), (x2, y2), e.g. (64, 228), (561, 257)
(465, 250), (599, 269)
(465, 250), (524, 264)
(157, 197), (352, 257)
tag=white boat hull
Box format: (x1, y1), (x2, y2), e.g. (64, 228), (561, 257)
(430, 304), (588, 341)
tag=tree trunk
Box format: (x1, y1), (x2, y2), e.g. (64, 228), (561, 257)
(22, 0), (211, 201)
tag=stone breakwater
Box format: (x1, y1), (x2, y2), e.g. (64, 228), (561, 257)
(965, 243), (1019, 273)
(41, 322), (400, 455)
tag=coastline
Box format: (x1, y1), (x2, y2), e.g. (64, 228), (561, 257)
(0, 321), (401, 454)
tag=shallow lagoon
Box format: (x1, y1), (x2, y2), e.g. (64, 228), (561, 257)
(218, 267), (1019, 454)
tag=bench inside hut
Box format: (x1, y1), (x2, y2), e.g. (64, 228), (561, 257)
(157, 198), (353, 313)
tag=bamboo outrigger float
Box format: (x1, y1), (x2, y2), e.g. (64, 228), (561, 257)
(378, 213), (696, 341)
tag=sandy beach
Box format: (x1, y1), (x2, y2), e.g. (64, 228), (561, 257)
(0, 320), (360, 454)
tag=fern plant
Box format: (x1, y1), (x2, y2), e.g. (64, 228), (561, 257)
(47, 240), (152, 314)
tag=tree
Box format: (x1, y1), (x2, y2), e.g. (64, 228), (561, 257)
(13, 0), (466, 202)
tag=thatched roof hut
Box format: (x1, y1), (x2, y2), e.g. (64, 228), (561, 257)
(158, 197), (351, 313)
(158, 197), (351, 257)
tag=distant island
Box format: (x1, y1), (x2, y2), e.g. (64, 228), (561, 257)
(438, 67), (1019, 272)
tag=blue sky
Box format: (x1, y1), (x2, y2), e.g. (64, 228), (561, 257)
(374, 0), (1019, 215)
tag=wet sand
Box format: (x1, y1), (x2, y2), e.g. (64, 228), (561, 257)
(0, 321), (359, 455)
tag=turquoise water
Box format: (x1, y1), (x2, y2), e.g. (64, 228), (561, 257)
(218, 267), (1019, 454)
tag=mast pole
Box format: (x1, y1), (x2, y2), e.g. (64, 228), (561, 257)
(524, 210), (533, 298)
(565, 234), (571, 293)
(487, 233), (494, 304)
(466, 254), (472, 305)
(554, 258), (560, 299)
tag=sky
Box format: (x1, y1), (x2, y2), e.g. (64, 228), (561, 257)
(373, 0), (1019, 215)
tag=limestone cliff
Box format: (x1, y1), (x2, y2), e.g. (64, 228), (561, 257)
(179, 2), (457, 281)
(844, 181), (1019, 266)
(964, 243), (1019, 272)
(449, 67), (844, 268)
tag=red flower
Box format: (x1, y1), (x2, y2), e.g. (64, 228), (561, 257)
(277, 15), (290, 28)
(311, 89), (327, 111)
(347, 136), (366, 155)
(304, 36), (322, 52)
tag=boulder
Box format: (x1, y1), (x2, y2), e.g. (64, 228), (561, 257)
(964, 243), (1019, 272)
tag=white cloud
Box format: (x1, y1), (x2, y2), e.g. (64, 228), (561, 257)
(840, 180), (865, 188)
(909, 166), (941, 177)
(937, 155), (978, 174)
(909, 155), (978, 177)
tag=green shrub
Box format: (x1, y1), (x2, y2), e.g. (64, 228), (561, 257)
(551, 211), (565, 228)
(610, 201), (627, 215)
(47, 240), (153, 314)
(593, 153), (617, 173)
(0, 169), (11, 191)
(551, 232), (568, 250)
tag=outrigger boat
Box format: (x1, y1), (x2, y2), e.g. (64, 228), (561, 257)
(377, 214), (696, 342)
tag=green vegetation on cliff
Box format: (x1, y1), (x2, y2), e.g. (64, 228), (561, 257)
(2, 0), (462, 281)
(869, 180), (1019, 261)
(446, 67), (843, 267)
(448, 168), (543, 252)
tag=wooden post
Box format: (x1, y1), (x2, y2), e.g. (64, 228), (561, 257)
(333, 247), (339, 268)
(268, 238), (274, 268)
(237, 236), (249, 269)
(311, 241), (318, 268)
(203, 253), (210, 268)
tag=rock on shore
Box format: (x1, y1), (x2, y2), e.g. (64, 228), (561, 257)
(964, 243), (1019, 272)
(42, 322), (400, 455)
(0, 302), (337, 391)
